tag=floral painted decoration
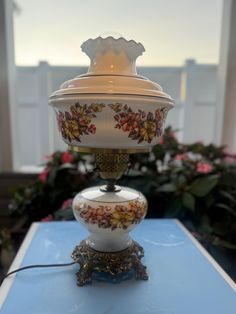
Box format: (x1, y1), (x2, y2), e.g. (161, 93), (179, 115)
(109, 103), (169, 143)
(75, 200), (147, 230)
(56, 102), (105, 142)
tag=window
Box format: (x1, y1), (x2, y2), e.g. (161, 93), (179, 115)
(12, 0), (223, 170)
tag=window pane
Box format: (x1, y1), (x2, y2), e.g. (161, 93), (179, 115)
(13, 0), (223, 170)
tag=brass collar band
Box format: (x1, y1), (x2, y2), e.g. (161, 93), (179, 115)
(68, 145), (151, 154)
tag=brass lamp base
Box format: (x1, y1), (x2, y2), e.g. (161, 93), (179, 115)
(71, 240), (148, 286)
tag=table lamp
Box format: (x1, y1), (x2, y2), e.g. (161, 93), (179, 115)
(49, 36), (174, 286)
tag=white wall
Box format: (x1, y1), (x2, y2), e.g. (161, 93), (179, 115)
(14, 60), (218, 170)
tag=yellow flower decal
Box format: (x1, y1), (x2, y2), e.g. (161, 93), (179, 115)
(56, 102), (105, 142)
(140, 121), (157, 143)
(75, 200), (147, 230)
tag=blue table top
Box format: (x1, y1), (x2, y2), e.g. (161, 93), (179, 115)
(0, 219), (236, 314)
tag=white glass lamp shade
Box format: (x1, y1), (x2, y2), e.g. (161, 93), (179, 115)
(49, 37), (174, 152)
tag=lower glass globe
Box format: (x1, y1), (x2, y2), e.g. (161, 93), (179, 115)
(72, 186), (147, 252)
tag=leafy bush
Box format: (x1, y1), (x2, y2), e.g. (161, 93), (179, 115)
(9, 128), (236, 249)
(9, 151), (93, 222)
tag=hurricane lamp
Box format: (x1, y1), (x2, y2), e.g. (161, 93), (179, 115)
(49, 36), (174, 285)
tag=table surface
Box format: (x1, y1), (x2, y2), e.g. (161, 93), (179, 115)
(0, 219), (236, 314)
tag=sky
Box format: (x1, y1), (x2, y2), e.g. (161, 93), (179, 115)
(14, 0), (223, 66)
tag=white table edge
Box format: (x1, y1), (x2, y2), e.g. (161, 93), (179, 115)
(0, 222), (39, 309)
(0, 219), (235, 310)
(175, 219), (236, 292)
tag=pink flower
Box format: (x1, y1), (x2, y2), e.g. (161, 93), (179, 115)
(41, 214), (54, 222)
(61, 151), (73, 164)
(175, 153), (188, 161)
(169, 131), (177, 141)
(224, 151), (236, 164)
(196, 162), (213, 173)
(159, 136), (164, 145)
(38, 167), (49, 183)
(224, 156), (236, 163)
(88, 124), (96, 134)
(61, 198), (73, 210)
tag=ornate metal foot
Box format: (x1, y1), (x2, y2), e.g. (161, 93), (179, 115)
(132, 255), (148, 280)
(76, 263), (93, 286)
(71, 240), (148, 286)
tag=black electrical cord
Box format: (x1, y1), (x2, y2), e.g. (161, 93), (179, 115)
(1, 261), (76, 285)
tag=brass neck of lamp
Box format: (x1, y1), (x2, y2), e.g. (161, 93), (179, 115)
(68, 145), (150, 192)
(95, 152), (129, 191)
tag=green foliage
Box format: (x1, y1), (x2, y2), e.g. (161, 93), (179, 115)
(8, 127), (236, 250)
(128, 127), (236, 249)
(189, 175), (219, 197)
(182, 192), (195, 211)
(0, 229), (13, 250)
(9, 151), (93, 222)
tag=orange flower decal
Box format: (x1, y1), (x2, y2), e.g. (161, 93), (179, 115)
(109, 103), (168, 143)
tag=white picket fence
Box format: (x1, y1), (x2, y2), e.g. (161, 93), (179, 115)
(14, 60), (217, 171)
